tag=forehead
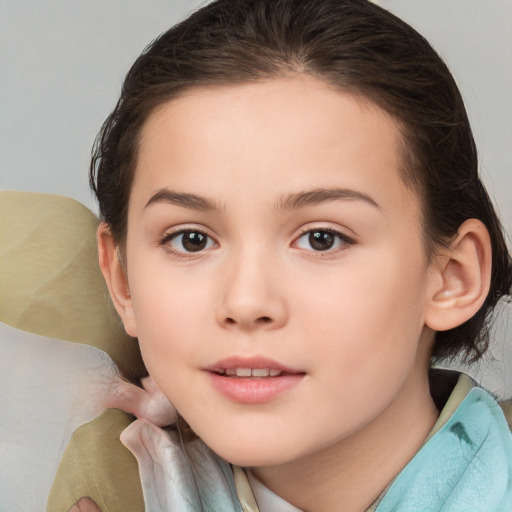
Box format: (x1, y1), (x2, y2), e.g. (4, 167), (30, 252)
(132, 76), (417, 220)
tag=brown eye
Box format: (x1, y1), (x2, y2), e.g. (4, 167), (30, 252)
(295, 229), (353, 252)
(182, 231), (207, 251)
(309, 230), (335, 251)
(166, 230), (215, 253)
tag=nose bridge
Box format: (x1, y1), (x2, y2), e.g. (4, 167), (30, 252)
(217, 241), (287, 330)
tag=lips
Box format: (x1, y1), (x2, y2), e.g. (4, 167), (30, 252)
(205, 357), (305, 403)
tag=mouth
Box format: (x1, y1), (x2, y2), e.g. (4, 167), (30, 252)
(205, 357), (305, 403)
(210, 367), (291, 378)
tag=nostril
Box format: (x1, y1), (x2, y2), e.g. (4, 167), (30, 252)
(223, 316), (274, 327)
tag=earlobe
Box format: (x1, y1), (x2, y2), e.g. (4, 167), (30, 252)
(97, 223), (138, 337)
(425, 219), (491, 332)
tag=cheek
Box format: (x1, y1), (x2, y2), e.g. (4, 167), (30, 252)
(290, 263), (428, 435)
(133, 289), (205, 352)
(292, 253), (428, 373)
(295, 255), (425, 334)
(126, 262), (227, 406)
(129, 253), (212, 327)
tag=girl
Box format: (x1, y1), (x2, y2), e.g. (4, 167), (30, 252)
(82, 0), (512, 510)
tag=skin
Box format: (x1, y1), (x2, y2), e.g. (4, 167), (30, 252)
(99, 76), (491, 512)
(69, 498), (101, 512)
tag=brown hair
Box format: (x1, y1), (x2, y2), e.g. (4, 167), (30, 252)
(90, 0), (511, 363)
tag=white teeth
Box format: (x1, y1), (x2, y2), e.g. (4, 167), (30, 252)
(220, 368), (283, 377)
(251, 368), (270, 377)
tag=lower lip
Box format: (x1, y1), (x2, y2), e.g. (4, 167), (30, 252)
(207, 372), (304, 404)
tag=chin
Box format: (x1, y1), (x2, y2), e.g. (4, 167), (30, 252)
(202, 434), (298, 468)
(217, 450), (284, 468)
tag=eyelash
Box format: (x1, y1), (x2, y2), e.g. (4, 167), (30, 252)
(159, 226), (355, 258)
(293, 226), (355, 257)
(159, 228), (216, 258)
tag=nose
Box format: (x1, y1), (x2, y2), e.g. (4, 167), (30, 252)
(215, 249), (288, 331)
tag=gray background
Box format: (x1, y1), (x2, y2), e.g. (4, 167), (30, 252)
(1, 0), (511, 396)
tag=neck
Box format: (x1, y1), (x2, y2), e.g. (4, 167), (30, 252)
(251, 369), (439, 512)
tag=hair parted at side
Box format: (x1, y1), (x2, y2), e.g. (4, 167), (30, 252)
(90, 0), (511, 363)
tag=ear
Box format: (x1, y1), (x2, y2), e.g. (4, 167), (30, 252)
(425, 219), (492, 332)
(97, 223), (138, 337)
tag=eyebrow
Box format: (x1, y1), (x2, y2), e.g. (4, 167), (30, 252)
(145, 186), (380, 213)
(277, 187), (381, 211)
(145, 188), (223, 211)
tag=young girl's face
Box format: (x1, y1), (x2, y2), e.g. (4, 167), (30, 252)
(120, 76), (439, 468)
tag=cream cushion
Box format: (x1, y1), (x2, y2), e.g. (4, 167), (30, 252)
(0, 191), (145, 511)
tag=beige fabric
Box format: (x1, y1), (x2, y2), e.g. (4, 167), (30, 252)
(46, 409), (144, 512)
(0, 191), (145, 510)
(233, 466), (260, 512)
(0, 190), (144, 378)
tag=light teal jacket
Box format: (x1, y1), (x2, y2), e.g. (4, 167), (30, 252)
(374, 380), (512, 512)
